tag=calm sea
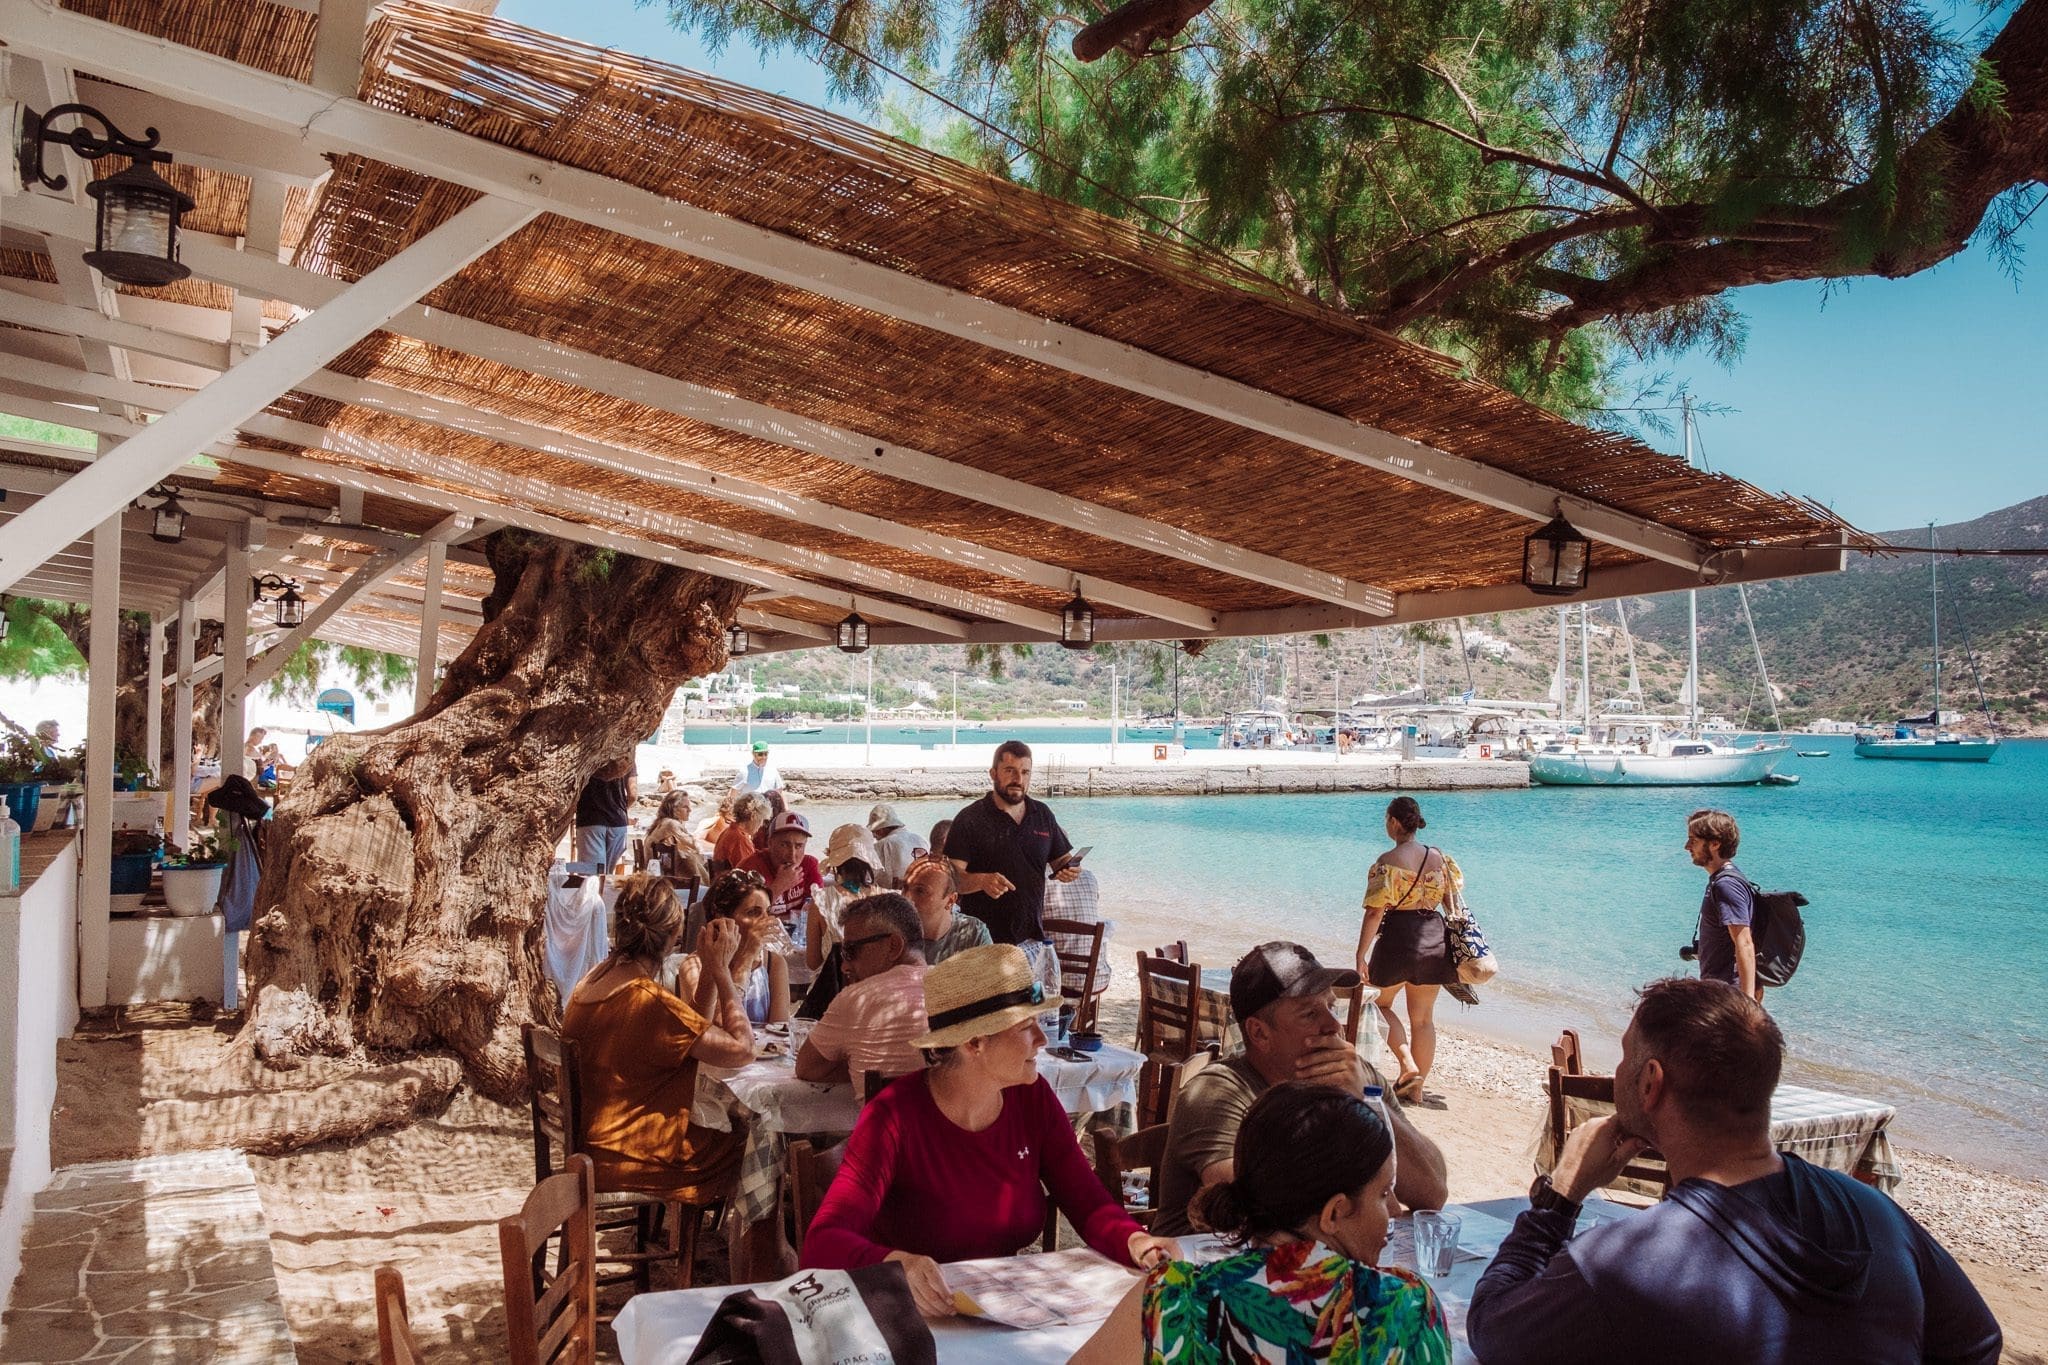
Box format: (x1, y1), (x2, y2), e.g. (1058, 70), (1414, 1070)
(782, 736), (2048, 1175)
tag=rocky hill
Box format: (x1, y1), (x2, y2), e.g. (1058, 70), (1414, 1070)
(724, 494), (2048, 734)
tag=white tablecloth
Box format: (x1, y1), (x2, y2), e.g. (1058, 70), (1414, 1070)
(612, 1197), (1640, 1364)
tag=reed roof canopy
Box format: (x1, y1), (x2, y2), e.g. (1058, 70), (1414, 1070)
(0, 0), (1871, 658)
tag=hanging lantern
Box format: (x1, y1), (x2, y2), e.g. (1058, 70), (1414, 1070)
(726, 621), (750, 657)
(83, 159), (194, 287)
(1059, 587), (1094, 650)
(835, 610), (870, 654)
(273, 581), (306, 628)
(1522, 507), (1592, 597)
(149, 491), (187, 544)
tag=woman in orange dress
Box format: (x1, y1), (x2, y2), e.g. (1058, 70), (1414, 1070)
(1353, 797), (1464, 1103)
(562, 874), (757, 1201)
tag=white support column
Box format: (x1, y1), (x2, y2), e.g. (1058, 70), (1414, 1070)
(0, 194), (537, 594)
(144, 614), (164, 784)
(222, 540), (252, 781)
(79, 513), (120, 1011)
(414, 540), (445, 713)
(171, 597), (195, 850)
(310, 0), (374, 96)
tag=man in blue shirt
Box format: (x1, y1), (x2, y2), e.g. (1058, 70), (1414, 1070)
(1687, 807), (1758, 1001)
(1470, 979), (1999, 1365)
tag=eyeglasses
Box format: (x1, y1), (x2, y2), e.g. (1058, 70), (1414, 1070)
(842, 930), (896, 955)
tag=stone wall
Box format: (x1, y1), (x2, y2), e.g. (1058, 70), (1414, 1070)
(778, 759), (1528, 801)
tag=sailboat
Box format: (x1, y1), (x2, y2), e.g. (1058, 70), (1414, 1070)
(1854, 525), (1999, 762)
(1530, 402), (1790, 787)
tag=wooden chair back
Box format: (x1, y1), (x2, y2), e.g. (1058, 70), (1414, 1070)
(499, 1155), (598, 1365)
(632, 836), (647, 870)
(1042, 916), (1106, 1033)
(1088, 1122), (1171, 1230)
(1134, 952), (1205, 1060)
(1545, 1067), (1671, 1195)
(521, 1024), (574, 1182)
(1149, 940), (1190, 964)
(786, 1139), (827, 1257)
(1339, 980), (1369, 1045)
(374, 1265), (424, 1365)
(1551, 1028), (1585, 1074)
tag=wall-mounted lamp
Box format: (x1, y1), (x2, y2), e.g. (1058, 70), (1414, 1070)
(1059, 585), (1095, 650)
(835, 608), (870, 655)
(134, 484), (187, 544)
(726, 621), (750, 657)
(6, 100), (195, 287)
(251, 573), (305, 628)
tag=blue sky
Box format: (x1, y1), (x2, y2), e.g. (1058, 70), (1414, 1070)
(500, 0), (2045, 535)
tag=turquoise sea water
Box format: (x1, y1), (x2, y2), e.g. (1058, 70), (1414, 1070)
(682, 722), (1238, 748)
(790, 737), (2048, 1174)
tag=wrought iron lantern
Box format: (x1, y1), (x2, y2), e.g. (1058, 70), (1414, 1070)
(251, 573), (306, 628)
(835, 609), (870, 655)
(726, 621), (750, 657)
(137, 484), (187, 544)
(1059, 587), (1094, 650)
(8, 101), (194, 287)
(1522, 505), (1592, 597)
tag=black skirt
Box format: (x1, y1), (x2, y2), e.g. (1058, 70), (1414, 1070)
(1367, 910), (1458, 987)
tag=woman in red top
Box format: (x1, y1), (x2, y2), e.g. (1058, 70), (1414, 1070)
(801, 944), (1179, 1316)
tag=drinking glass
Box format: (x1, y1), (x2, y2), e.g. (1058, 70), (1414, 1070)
(1412, 1211), (1461, 1276)
(786, 1017), (815, 1055)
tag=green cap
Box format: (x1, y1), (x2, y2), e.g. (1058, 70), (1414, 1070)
(751, 741), (770, 754)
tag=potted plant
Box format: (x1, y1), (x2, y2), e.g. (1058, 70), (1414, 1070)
(110, 826), (161, 899)
(0, 732), (43, 832)
(159, 829), (227, 916)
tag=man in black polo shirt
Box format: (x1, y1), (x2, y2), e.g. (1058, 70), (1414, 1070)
(942, 740), (1077, 945)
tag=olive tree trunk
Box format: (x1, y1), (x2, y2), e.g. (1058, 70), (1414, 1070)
(228, 533), (743, 1138)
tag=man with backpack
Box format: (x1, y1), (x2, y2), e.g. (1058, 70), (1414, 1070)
(1685, 808), (1761, 1002)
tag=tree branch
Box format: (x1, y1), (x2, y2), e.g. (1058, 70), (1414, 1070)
(1071, 0), (1218, 61)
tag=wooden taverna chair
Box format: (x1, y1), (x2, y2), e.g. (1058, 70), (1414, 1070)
(373, 1265), (424, 1365)
(1544, 1063), (1671, 1198)
(499, 1155), (599, 1365)
(1042, 915), (1106, 1033)
(1088, 1122), (1172, 1231)
(1133, 951), (1207, 1061)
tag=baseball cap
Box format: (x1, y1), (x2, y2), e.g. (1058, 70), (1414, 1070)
(751, 741), (770, 754)
(770, 810), (811, 838)
(1229, 942), (1361, 1023)
(866, 803), (904, 834)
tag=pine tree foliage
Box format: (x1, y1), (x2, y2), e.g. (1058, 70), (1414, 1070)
(662, 0), (2045, 410)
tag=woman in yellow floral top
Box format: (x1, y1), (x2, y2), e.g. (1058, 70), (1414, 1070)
(1072, 1082), (1449, 1365)
(1355, 797), (1462, 1102)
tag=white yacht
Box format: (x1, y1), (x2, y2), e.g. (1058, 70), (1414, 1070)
(1529, 714), (1789, 786)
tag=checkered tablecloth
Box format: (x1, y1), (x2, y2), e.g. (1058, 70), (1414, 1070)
(1144, 974), (1239, 1054)
(695, 1044), (1148, 1224)
(1537, 1079), (1902, 1195)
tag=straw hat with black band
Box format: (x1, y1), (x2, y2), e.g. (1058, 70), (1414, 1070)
(912, 944), (1048, 1049)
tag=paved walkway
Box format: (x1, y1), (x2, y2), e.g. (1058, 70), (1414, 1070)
(1, 1150), (295, 1362)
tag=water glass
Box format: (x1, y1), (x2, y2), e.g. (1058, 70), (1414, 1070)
(1412, 1211), (1461, 1277)
(786, 1017), (815, 1054)
(1120, 1170), (1150, 1208)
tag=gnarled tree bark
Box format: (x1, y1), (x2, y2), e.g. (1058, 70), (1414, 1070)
(230, 532), (743, 1141)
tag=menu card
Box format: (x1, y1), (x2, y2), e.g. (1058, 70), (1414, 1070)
(947, 1249), (1139, 1329)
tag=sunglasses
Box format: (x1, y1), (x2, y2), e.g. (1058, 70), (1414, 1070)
(842, 930), (897, 955)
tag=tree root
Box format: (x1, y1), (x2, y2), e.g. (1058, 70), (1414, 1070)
(139, 1057), (463, 1157)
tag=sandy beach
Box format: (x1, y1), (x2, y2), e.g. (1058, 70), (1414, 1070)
(42, 974), (2046, 1363)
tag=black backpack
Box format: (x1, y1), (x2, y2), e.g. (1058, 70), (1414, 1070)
(1747, 882), (1809, 987)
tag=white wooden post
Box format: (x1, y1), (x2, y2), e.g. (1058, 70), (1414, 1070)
(144, 614), (164, 785)
(222, 540), (252, 780)
(170, 597), (195, 850)
(79, 514), (121, 1010)
(413, 539), (445, 713)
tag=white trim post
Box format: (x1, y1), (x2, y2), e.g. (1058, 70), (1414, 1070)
(222, 540), (252, 781)
(414, 539), (445, 713)
(170, 597), (195, 850)
(144, 614), (164, 785)
(79, 513), (120, 1011)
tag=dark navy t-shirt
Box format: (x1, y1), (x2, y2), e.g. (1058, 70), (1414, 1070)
(943, 792), (1072, 945)
(1697, 863), (1755, 985)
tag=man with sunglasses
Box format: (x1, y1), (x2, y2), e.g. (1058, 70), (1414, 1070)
(795, 892), (930, 1101)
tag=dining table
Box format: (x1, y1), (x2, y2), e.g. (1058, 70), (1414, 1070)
(610, 1195), (1641, 1363)
(694, 1034), (1149, 1278)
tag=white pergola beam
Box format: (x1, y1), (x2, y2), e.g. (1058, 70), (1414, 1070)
(311, 0), (375, 96)
(0, 0), (1713, 571)
(414, 539), (445, 711)
(69, 80), (331, 185)
(737, 608), (829, 641)
(0, 191), (537, 594)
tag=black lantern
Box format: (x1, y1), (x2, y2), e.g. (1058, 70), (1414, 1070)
(1522, 506), (1592, 597)
(251, 573), (306, 628)
(835, 610), (870, 654)
(10, 102), (194, 288)
(138, 485), (186, 544)
(1059, 587), (1094, 650)
(726, 621), (750, 657)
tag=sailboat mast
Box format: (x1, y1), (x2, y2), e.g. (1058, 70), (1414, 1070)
(1683, 395), (1701, 735)
(1579, 603), (1592, 731)
(1930, 523), (1941, 725)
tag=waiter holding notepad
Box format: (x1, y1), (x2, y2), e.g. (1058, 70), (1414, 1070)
(943, 740), (1079, 947)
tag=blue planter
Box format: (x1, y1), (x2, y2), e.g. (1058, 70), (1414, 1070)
(0, 782), (40, 832)
(110, 852), (154, 896)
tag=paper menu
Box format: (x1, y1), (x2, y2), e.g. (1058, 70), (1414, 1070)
(945, 1249), (1139, 1330)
